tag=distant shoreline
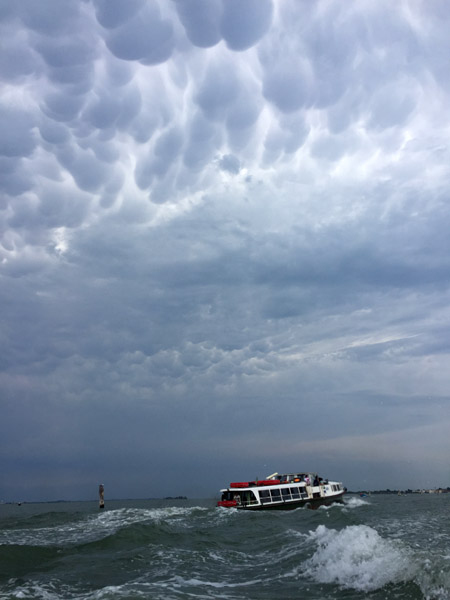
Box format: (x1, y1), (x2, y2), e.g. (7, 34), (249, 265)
(348, 487), (450, 495)
(1, 497), (189, 505)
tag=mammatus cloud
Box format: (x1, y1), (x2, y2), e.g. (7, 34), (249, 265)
(1, 0), (450, 500)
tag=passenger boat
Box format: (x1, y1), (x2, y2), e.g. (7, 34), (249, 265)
(217, 471), (345, 510)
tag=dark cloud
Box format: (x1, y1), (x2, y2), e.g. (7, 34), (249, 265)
(175, 0), (222, 48)
(0, 158), (33, 196)
(262, 61), (312, 113)
(183, 112), (222, 170)
(19, 0), (83, 35)
(93, 0), (146, 30)
(42, 90), (87, 122)
(218, 154), (240, 174)
(0, 107), (37, 157)
(35, 35), (97, 70)
(221, 0), (273, 51)
(1, 0), (450, 500)
(195, 61), (241, 121)
(103, 3), (175, 64)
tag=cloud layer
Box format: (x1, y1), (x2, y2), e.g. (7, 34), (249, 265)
(1, 0), (450, 500)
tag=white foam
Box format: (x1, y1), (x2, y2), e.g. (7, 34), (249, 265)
(343, 496), (370, 509)
(415, 555), (450, 600)
(303, 524), (415, 592)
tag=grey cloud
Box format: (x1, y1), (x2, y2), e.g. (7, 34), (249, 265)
(93, 0), (147, 30)
(175, 0), (273, 52)
(220, 0), (273, 51)
(154, 126), (184, 164)
(0, 107), (37, 158)
(113, 86), (143, 130)
(103, 58), (135, 87)
(262, 115), (309, 164)
(183, 112), (222, 170)
(103, 3), (175, 64)
(225, 84), (262, 150)
(2, 0), (450, 500)
(38, 185), (91, 229)
(148, 179), (175, 204)
(279, 114), (309, 153)
(326, 92), (362, 134)
(56, 146), (110, 192)
(0, 32), (37, 81)
(226, 96), (260, 132)
(0, 158), (33, 197)
(1, 246), (50, 278)
(19, 0), (82, 35)
(175, 0), (222, 48)
(0, 2), (16, 20)
(39, 119), (70, 144)
(301, 8), (354, 109)
(368, 82), (418, 130)
(42, 90), (87, 122)
(195, 62), (240, 121)
(3, 193), (29, 229)
(135, 126), (183, 189)
(262, 61), (312, 113)
(310, 131), (359, 162)
(218, 154), (240, 174)
(46, 64), (94, 95)
(128, 110), (158, 144)
(84, 91), (123, 130)
(89, 138), (121, 164)
(34, 35), (97, 70)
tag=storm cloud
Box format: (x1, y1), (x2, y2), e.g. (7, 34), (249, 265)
(1, 0), (450, 501)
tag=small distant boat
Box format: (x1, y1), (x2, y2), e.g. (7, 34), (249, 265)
(217, 471), (345, 510)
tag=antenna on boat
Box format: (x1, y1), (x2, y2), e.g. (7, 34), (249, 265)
(99, 484), (105, 509)
(266, 472), (278, 480)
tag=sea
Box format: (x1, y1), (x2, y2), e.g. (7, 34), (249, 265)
(1, 493), (449, 599)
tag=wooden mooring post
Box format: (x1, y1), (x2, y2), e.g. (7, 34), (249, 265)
(99, 484), (105, 509)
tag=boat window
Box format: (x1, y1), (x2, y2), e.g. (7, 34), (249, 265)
(270, 489), (281, 502)
(259, 489), (271, 504)
(290, 487), (300, 499)
(241, 491), (257, 506)
(282, 487), (291, 499)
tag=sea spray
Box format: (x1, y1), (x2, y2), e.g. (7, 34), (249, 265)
(303, 524), (416, 592)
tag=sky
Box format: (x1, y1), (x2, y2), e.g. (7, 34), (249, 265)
(1, 0), (450, 502)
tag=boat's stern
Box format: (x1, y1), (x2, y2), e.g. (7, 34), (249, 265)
(217, 499), (237, 507)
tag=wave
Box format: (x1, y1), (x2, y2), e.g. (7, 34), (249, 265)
(0, 545), (60, 582)
(342, 496), (371, 509)
(299, 522), (450, 599)
(303, 524), (415, 592)
(0, 506), (210, 549)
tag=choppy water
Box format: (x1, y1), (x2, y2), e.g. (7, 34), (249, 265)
(1, 494), (449, 599)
